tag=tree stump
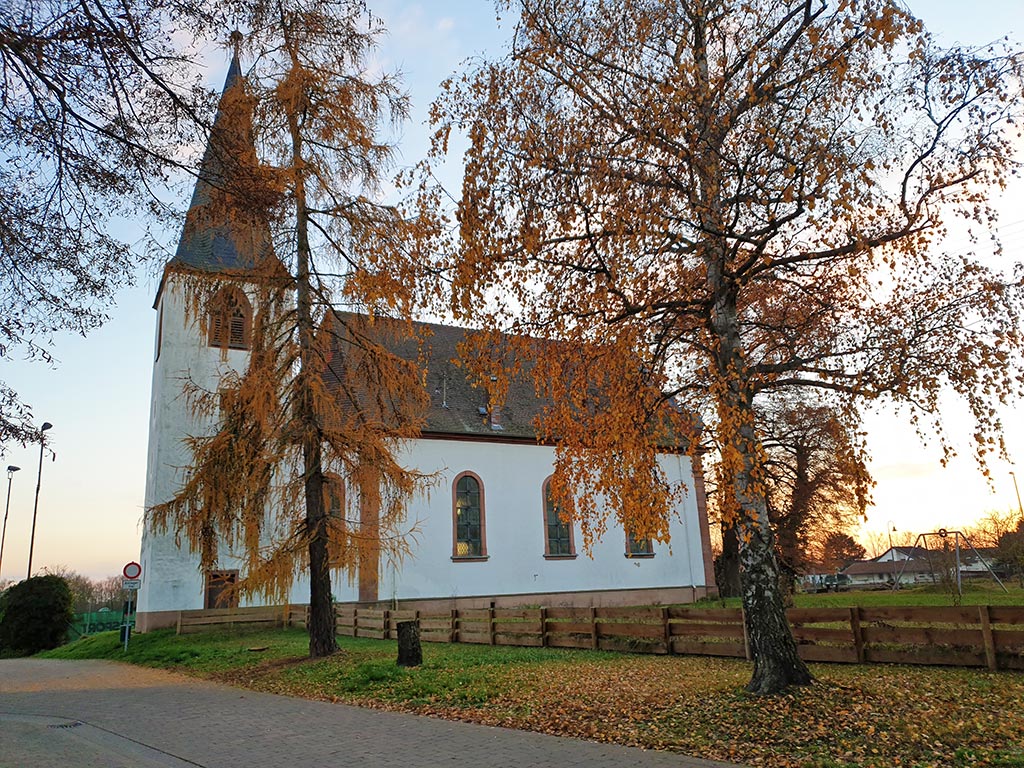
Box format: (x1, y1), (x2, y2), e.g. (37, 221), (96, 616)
(396, 620), (422, 667)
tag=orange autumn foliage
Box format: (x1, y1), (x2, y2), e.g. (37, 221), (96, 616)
(420, 0), (1024, 692)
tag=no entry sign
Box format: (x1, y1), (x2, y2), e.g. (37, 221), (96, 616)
(123, 561), (142, 579)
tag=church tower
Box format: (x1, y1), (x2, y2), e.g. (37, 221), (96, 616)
(137, 47), (271, 630)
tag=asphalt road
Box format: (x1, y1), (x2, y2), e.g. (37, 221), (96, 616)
(0, 658), (742, 768)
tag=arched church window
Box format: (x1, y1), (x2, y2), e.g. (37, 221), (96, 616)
(452, 472), (486, 559)
(208, 286), (252, 350)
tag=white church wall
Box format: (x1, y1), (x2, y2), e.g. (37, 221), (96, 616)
(382, 438), (705, 603)
(138, 279), (255, 617)
(138, 277), (711, 625)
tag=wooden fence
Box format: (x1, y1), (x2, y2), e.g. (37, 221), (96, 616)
(177, 605), (291, 634)
(181, 603), (1024, 671)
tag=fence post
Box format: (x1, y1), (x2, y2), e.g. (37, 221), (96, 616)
(590, 606), (599, 650)
(489, 602), (496, 645)
(849, 607), (865, 663)
(383, 608), (390, 640)
(450, 608), (458, 644)
(539, 607), (548, 648)
(979, 605), (997, 672)
(175, 611), (182, 636)
(661, 606), (671, 654)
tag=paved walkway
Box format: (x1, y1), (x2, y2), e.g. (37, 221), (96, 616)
(0, 659), (742, 767)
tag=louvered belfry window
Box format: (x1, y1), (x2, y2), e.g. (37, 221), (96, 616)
(208, 288), (251, 350)
(229, 305), (246, 348)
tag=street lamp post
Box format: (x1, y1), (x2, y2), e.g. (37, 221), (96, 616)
(0, 465), (21, 577)
(26, 422), (52, 580)
(887, 520), (898, 590)
(1011, 471), (1023, 522)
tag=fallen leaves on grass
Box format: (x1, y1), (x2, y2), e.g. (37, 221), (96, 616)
(174, 636), (1024, 768)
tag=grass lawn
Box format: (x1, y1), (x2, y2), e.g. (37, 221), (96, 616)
(43, 625), (1024, 768)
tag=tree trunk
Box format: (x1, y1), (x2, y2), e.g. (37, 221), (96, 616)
(738, 517), (811, 693)
(718, 522), (742, 597)
(707, 262), (812, 694)
(288, 88), (337, 659)
(396, 621), (422, 667)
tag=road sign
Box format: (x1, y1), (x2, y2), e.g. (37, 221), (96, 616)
(123, 561), (142, 579)
(122, 578), (141, 590)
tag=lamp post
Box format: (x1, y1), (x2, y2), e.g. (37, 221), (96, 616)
(887, 520), (898, 590)
(0, 465), (21, 577)
(26, 422), (52, 580)
(1011, 471), (1023, 522)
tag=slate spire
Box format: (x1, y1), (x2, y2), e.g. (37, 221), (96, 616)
(170, 36), (271, 274)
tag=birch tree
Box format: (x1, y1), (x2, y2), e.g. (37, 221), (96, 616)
(425, 0), (1024, 692)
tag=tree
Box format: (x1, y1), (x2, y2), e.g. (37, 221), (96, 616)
(966, 509), (1024, 585)
(41, 565), (96, 613)
(424, 0), (1023, 692)
(0, 0), (225, 448)
(964, 508), (1019, 549)
(763, 397), (871, 587)
(818, 532), (867, 571)
(996, 524), (1024, 587)
(149, 3), (431, 658)
(713, 395), (872, 596)
(94, 575), (132, 611)
(864, 529), (897, 558)
(0, 575), (74, 654)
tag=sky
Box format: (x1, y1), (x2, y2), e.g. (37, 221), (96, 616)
(1, 0), (1023, 582)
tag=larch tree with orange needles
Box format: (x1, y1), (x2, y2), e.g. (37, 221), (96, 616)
(149, 1), (432, 658)
(424, 0), (1024, 692)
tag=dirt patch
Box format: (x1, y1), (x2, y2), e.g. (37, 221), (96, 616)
(0, 658), (202, 694)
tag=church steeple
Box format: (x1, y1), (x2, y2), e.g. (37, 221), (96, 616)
(169, 37), (272, 276)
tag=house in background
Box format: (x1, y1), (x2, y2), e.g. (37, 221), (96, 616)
(801, 546), (938, 591)
(842, 545), (937, 588)
(872, 546), (929, 564)
(135, 53), (717, 631)
(841, 557), (938, 589)
(835, 543), (1007, 590)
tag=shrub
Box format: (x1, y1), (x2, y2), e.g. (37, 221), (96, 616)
(0, 575), (74, 655)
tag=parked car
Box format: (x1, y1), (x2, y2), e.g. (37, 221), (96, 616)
(807, 574), (851, 593)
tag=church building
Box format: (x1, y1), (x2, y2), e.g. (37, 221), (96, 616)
(135, 54), (716, 632)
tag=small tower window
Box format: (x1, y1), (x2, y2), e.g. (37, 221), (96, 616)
(208, 287), (252, 350)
